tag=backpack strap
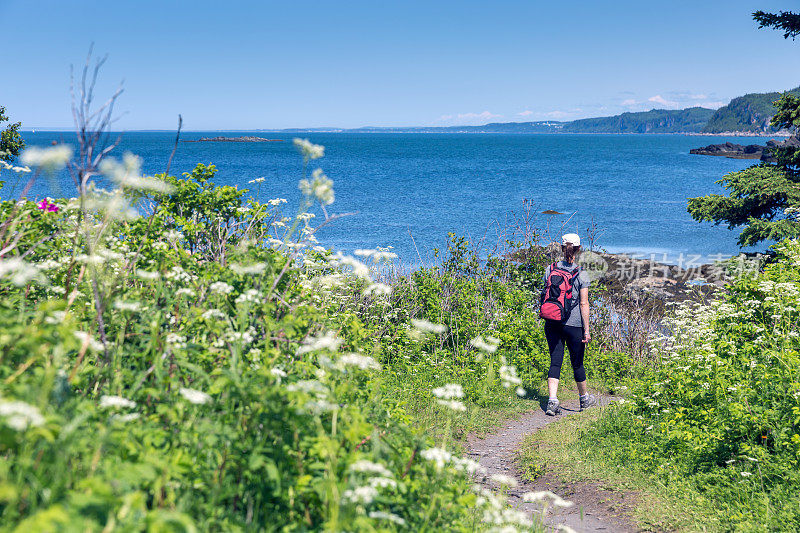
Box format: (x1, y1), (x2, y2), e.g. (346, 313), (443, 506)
(566, 266), (582, 306)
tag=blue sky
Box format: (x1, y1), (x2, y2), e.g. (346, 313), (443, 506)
(2, 0), (799, 129)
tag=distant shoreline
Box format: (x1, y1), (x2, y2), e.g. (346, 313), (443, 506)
(20, 129), (789, 137)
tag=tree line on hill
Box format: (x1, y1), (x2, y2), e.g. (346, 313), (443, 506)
(278, 87), (800, 135)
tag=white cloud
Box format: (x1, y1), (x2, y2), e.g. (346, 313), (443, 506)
(647, 95), (680, 108)
(688, 93), (708, 100)
(621, 98), (637, 106)
(697, 100), (725, 109)
(543, 110), (570, 119)
(436, 110), (502, 125)
(455, 111), (502, 121)
(517, 110), (534, 117)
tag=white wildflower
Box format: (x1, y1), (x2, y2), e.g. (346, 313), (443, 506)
(166, 333), (187, 349)
(268, 198), (287, 206)
(368, 477), (397, 489)
(296, 331), (343, 355)
(44, 310), (67, 325)
(0, 257), (45, 286)
(201, 309), (226, 320)
(248, 177), (266, 184)
(230, 262), (266, 275)
(522, 490), (573, 508)
(490, 474), (517, 488)
(337, 353), (381, 371)
(740, 471), (752, 477)
(373, 250), (398, 264)
(305, 399), (338, 414)
(73, 331), (105, 352)
(75, 254), (104, 265)
(293, 138), (325, 161)
(175, 288), (196, 297)
(113, 300), (142, 312)
(470, 335), (500, 353)
(432, 383), (464, 400)
(166, 266), (193, 283)
(165, 229), (182, 242)
(111, 413), (141, 423)
(235, 289), (261, 304)
(368, 511), (406, 526)
(342, 485), (377, 505)
(350, 460), (393, 477)
(363, 282), (392, 297)
(437, 399), (467, 411)
(179, 387), (212, 405)
(452, 457), (486, 476)
(0, 159), (31, 173)
(286, 380), (328, 396)
(135, 269), (160, 281)
(0, 399), (45, 430)
(209, 281), (234, 295)
(299, 168), (334, 205)
(100, 153), (173, 193)
(20, 145), (73, 173)
(411, 318), (447, 335)
(329, 253), (371, 280)
(99, 395), (136, 409)
(420, 447), (452, 469)
(499, 365), (522, 388)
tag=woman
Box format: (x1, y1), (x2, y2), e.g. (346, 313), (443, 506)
(540, 233), (597, 416)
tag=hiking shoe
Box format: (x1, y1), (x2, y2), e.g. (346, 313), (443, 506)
(580, 394), (598, 411)
(545, 399), (561, 416)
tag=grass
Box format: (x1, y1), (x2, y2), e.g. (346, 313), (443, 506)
(377, 368), (537, 443)
(517, 403), (738, 532)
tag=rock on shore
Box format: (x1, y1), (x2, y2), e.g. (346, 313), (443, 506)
(689, 141), (764, 159)
(690, 136), (800, 162)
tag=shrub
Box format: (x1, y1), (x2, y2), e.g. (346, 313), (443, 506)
(0, 138), (547, 531)
(586, 239), (800, 530)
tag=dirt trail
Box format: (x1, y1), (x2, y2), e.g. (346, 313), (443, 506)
(466, 396), (638, 533)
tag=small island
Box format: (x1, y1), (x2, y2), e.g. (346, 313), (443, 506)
(689, 135), (800, 162)
(185, 136), (284, 142)
(689, 141), (765, 159)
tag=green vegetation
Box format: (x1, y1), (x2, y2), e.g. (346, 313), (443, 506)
(754, 9), (800, 39)
(0, 123), (609, 530)
(0, 107), (24, 161)
(687, 164), (800, 246)
(562, 107), (715, 134)
(517, 409), (702, 531)
(518, 239), (800, 532)
(702, 88), (800, 134)
(583, 240), (800, 530)
(688, 9), (800, 248)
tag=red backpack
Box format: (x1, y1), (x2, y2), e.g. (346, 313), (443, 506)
(539, 263), (581, 322)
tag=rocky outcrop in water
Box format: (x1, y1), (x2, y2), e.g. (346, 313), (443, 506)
(760, 136), (800, 163)
(689, 142), (764, 159)
(690, 136), (800, 162)
(186, 136), (283, 142)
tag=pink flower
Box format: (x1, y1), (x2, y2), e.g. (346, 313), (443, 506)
(36, 199), (59, 213)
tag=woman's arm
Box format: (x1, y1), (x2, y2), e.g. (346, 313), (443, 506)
(579, 287), (590, 343)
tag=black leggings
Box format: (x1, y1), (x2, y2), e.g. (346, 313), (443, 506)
(544, 322), (586, 382)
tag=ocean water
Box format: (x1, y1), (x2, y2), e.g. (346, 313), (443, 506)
(14, 131), (767, 264)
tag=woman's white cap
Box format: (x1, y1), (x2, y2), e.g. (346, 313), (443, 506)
(562, 233), (581, 246)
